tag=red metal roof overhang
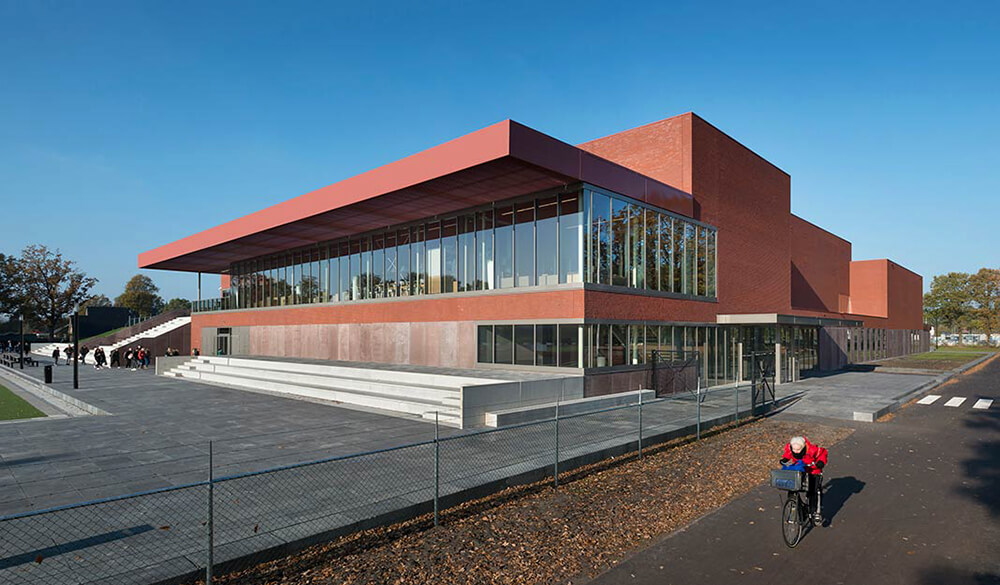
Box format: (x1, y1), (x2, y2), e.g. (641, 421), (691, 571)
(138, 120), (697, 273)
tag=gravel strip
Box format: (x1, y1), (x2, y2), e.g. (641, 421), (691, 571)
(208, 418), (853, 585)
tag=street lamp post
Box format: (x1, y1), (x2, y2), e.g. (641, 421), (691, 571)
(72, 312), (79, 389)
(18, 313), (24, 370)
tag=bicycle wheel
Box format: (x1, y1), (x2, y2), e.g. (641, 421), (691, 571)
(782, 494), (803, 548)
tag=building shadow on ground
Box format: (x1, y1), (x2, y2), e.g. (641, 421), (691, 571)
(821, 475), (865, 526)
(960, 408), (999, 518)
(918, 564), (1000, 585)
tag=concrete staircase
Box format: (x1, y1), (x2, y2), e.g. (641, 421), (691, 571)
(162, 356), (503, 427)
(33, 316), (191, 358)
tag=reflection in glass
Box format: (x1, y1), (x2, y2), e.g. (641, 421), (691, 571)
(397, 229), (410, 297)
(514, 324), (534, 365)
(645, 209), (658, 290)
(477, 325), (493, 363)
(558, 324), (580, 367)
(611, 198), (628, 287)
(589, 192), (611, 284)
(536, 324), (556, 366)
(629, 204), (644, 288)
(559, 193), (583, 284)
(611, 324), (627, 366)
(426, 221), (441, 294)
(536, 196), (558, 286)
(515, 201), (535, 287)
(458, 216), (475, 292)
(476, 210), (494, 290)
(494, 325), (513, 364)
(495, 205), (514, 289)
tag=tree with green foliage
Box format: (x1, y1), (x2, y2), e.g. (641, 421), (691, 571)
(163, 297), (192, 312)
(18, 244), (98, 339)
(968, 268), (1000, 341)
(0, 252), (22, 317)
(115, 274), (164, 318)
(80, 294), (112, 311)
(923, 272), (972, 339)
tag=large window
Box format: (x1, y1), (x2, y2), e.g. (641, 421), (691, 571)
(216, 185), (716, 312)
(514, 201), (535, 287)
(536, 196), (559, 286)
(559, 192), (583, 284)
(495, 205), (514, 289)
(477, 323), (584, 369)
(588, 191), (611, 285)
(610, 198), (628, 287)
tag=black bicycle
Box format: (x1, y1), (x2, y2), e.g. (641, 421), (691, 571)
(771, 467), (822, 547)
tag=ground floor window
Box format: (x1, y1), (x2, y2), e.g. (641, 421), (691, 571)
(476, 321), (826, 388)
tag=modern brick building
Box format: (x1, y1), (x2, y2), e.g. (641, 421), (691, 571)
(139, 113), (928, 396)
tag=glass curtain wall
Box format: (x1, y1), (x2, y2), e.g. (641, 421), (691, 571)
(219, 186), (717, 312)
(478, 322), (746, 387)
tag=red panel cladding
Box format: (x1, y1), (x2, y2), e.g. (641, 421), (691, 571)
(190, 289), (585, 352)
(583, 290), (718, 322)
(790, 215), (851, 314)
(886, 261), (924, 330)
(849, 260), (889, 318)
(579, 112), (793, 316)
(578, 114), (693, 193)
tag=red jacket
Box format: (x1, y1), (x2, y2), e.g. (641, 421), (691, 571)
(782, 438), (828, 475)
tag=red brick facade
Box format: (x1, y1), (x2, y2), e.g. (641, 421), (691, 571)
(150, 112), (925, 367)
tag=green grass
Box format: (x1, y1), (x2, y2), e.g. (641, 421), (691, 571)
(81, 325), (128, 343)
(0, 384), (46, 421)
(874, 347), (995, 371)
(930, 345), (998, 354)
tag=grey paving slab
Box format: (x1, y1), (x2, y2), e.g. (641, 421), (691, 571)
(780, 371), (936, 421)
(0, 360), (949, 585)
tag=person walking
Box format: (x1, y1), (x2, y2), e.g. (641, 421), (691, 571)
(80, 345), (89, 365)
(52, 347), (60, 365)
(110, 347), (120, 368)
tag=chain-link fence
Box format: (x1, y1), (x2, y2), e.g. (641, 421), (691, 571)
(0, 383), (773, 585)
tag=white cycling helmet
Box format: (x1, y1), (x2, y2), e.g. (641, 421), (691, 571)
(789, 436), (806, 452)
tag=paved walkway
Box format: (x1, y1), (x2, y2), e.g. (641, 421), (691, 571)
(0, 361), (450, 516)
(0, 359), (966, 585)
(781, 370), (936, 421)
(589, 356), (1000, 585)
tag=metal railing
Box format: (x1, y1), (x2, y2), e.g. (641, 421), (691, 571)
(0, 384), (767, 585)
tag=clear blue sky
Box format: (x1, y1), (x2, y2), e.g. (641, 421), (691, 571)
(1, 1), (997, 301)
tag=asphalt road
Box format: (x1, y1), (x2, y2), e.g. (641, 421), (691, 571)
(589, 357), (1000, 585)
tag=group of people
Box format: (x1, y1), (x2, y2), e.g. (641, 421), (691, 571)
(2, 340), (30, 354)
(53, 345), (153, 370)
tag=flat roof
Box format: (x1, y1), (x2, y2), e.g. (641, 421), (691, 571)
(139, 120), (696, 273)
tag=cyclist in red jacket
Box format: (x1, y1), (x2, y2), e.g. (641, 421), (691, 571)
(780, 436), (828, 523)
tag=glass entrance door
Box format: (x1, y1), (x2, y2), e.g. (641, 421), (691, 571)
(215, 328), (231, 356)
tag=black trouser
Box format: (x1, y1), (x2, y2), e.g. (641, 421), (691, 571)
(807, 473), (822, 514)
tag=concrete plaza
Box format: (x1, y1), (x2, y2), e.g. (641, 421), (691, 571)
(0, 358), (950, 585)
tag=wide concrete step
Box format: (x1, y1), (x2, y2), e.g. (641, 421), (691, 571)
(171, 368), (461, 420)
(179, 362), (462, 402)
(194, 356), (495, 388)
(421, 410), (462, 425)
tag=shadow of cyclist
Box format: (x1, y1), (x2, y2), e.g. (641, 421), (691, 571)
(821, 476), (865, 526)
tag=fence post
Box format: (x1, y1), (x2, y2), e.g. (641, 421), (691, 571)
(434, 411), (440, 527)
(696, 379), (702, 440)
(734, 384), (739, 426)
(206, 441), (214, 585)
(637, 388), (643, 459)
(554, 402), (560, 489)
